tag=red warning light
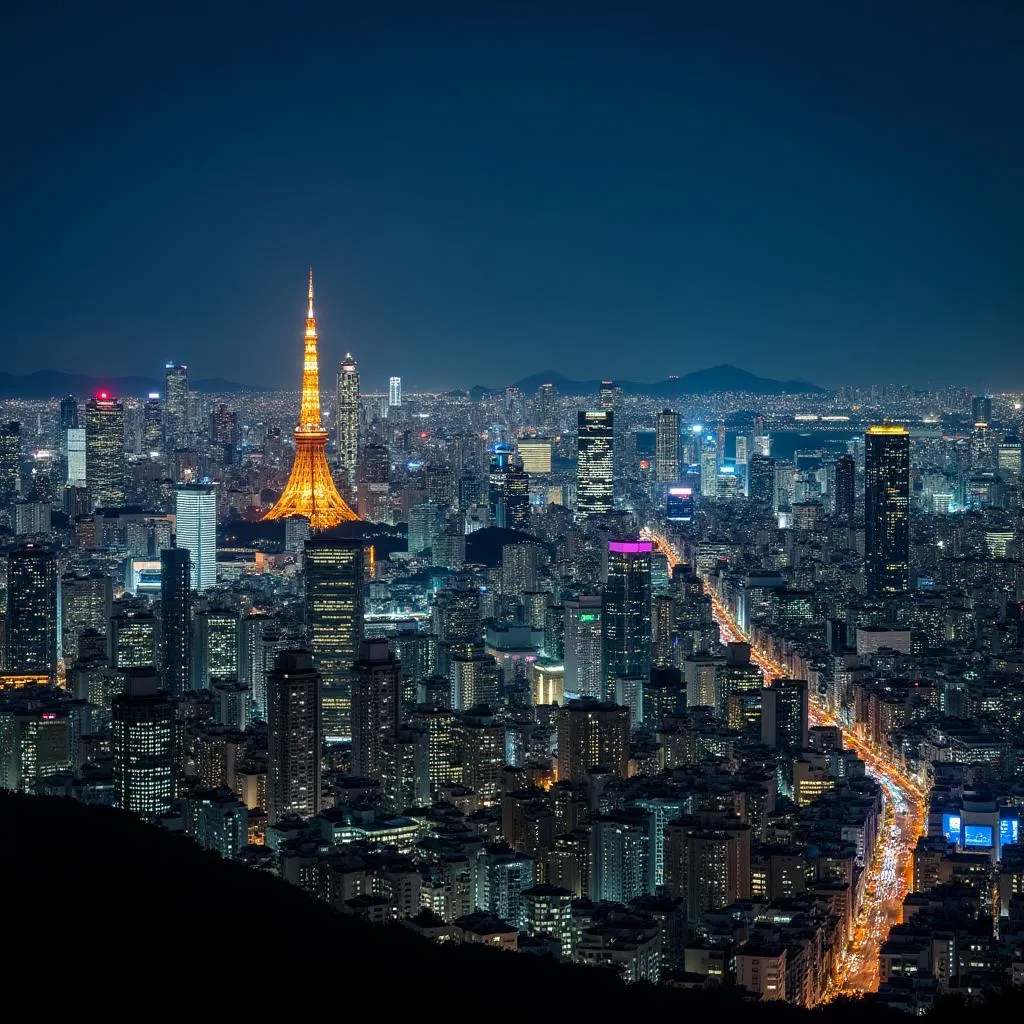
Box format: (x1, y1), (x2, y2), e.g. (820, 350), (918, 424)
(419, 432), (429, 439)
(98, 391), (109, 400)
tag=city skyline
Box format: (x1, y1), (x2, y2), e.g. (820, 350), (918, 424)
(2, 6), (1022, 389)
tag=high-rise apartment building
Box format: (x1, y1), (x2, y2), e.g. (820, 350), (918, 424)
(266, 650), (323, 824)
(576, 410), (614, 520)
(112, 669), (174, 816)
(142, 394), (163, 453)
(175, 484), (217, 591)
(864, 424), (910, 595)
(834, 454), (855, 525)
(85, 395), (125, 508)
(304, 535), (364, 740)
(655, 410), (680, 483)
(501, 542), (539, 598)
(160, 547), (192, 695)
(761, 678), (809, 752)
(350, 639), (401, 781)
(109, 603), (158, 670)
(337, 352), (360, 475)
(555, 698), (630, 781)
(6, 544), (58, 678)
(602, 541), (652, 699)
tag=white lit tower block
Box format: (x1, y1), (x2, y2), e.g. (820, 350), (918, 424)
(175, 483), (217, 591)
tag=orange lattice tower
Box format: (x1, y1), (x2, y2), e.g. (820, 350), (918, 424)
(262, 271), (360, 530)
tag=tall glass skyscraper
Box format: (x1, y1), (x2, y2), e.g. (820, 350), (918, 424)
(304, 535), (364, 741)
(576, 410), (614, 520)
(85, 395), (125, 508)
(0, 421), (21, 502)
(160, 547), (192, 695)
(175, 484), (217, 591)
(655, 410), (680, 484)
(834, 454), (855, 526)
(864, 424), (910, 595)
(6, 543), (58, 678)
(336, 352), (360, 476)
(389, 376), (402, 408)
(601, 540), (653, 700)
(163, 363), (189, 449)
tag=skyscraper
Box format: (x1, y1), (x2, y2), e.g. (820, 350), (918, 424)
(193, 607), (239, 688)
(972, 394), (992, 427)
(864, 424), (910, 595)
(834, 454), (855, 526)
(699, 437), (718, 500)
(60, 571), (112, 664)
(262, 273), (360, 530)
(555, 698), (630, 782)
(350, 639), (401, 781)
(563, 596), (603, 698)
(6, 544), (58, 678)
(576, 410), (614, 520)
(655, 410), (680, 484)
(304, 535), (364, 741)
(85, 395), (125, 508)
(389, 376), (402, 408)
(0, 422), (20, 503)
(163, 363), (189, 449)
(503, 460), (530, 531)
(747, 454), (775, 503)
(59, 395), (79, 434)
(160, 547), (192, 695)
(602, 540), (653, 699)
(112, 669), (174, 817)
(337, 352), (360, 476)
(266, 649), (322, 824)
(175, 484), (217, 591)
(761, 678), (809, 752)
(142, 394), (163, 453)
(65, 427), (86, 486)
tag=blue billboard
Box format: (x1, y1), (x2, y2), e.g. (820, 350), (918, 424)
(1000, 818), (1020, 846)
(964, 825), (993, 849)
(942, 813), (961, 845)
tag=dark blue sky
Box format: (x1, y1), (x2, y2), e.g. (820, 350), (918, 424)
(1, 3), (1021, 390)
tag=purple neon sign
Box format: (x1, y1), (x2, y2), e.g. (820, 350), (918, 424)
(608, 540), (653, 554)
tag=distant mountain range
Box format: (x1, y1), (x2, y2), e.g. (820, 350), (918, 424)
(0, 363), (824, 400)
(480, 364), (825, 398)
(0, 371), (250, 400)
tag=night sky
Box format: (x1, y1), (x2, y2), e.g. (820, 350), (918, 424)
(1, 3), (1021, 391)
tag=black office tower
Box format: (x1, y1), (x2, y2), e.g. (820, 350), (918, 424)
(304, 535), (364, 741)
(6, 543), (58, 678)
(160, 547), (192, 695)
(602, 540), (653, 700)
(834, 454), (855, 525)
(864, 425), (910, 595)
(747, 454), (775, 504)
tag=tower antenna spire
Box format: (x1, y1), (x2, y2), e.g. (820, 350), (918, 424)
(307, 267), (315, 318)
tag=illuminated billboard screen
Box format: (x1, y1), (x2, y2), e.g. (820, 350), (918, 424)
(963, 825), (993, 849)
(1000, 818), (1020, 846)
(941, 814), (961, 845)
(667, 487), (694, 522)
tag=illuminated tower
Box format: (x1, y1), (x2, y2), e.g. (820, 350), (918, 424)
(865, 424), (910, 595)
(576, 411), (614, 520)
(655, 410), (680, 484)
(336, 352), (360, 477)
(263, 272), (360, 530)
(85, 394), (126, 508)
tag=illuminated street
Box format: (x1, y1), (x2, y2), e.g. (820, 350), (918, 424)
(643, 527), (928, 1000)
